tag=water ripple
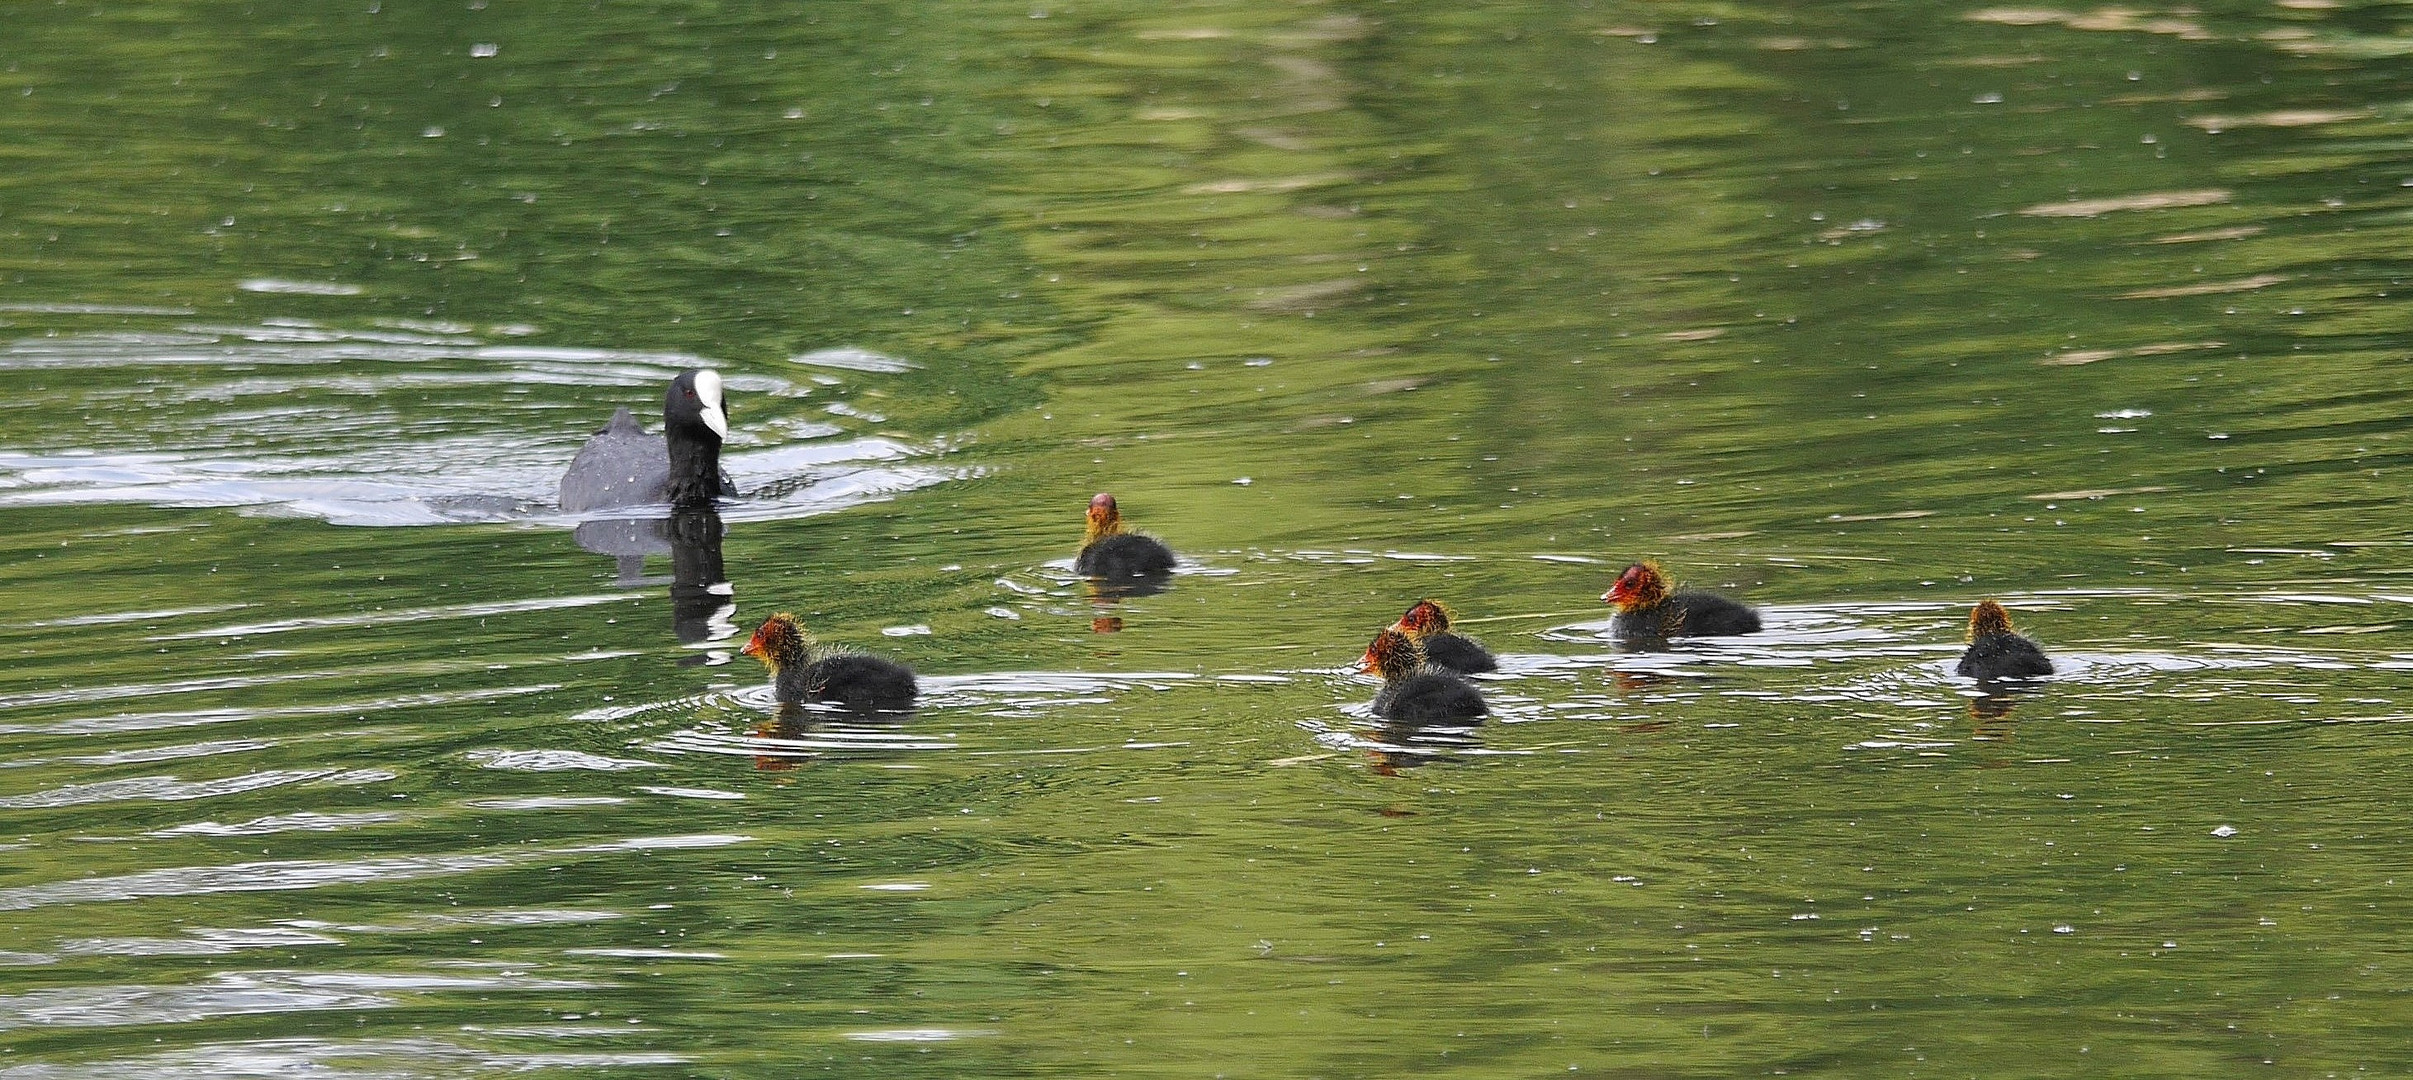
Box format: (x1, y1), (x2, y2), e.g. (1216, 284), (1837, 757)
(0, 1038), (688, 1078)
(0, 770), (337, 810)
(0, 835), (747, 911)
(0, 970), (603, 1031)
(0, 323), (967, 527)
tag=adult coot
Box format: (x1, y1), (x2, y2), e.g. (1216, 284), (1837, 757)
(1074, 492), (1176, 578)
(1602, 561), (1762, 640)
(1956, 600), (2053, 680)
(1393, 599), (1497, 674)
(739, 612), (918, 712)
(559, 369), (733, 512)
(1361, 627), (1487, 723)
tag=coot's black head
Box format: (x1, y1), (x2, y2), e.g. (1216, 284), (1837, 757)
(1968, 600), (2016, 642)
(666, 369), (729, 443)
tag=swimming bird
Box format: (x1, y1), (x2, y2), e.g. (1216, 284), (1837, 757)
(1956, 600), (2053, 680)
(739, 612), (918, 712)
(1074, 492), (1176, 579)
(1392, 599), (1497, 674)
(1602, 560), (1761, 640)
(1360, 627), (1487, 723)
(559, 369), (734, 512)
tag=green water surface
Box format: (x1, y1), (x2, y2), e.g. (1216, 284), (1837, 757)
(2, 2), (2411, 1076)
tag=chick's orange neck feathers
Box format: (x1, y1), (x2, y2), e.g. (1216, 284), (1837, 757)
(740, 613), (813, 671)
(1082, 493), (1125, 546)
(1396, 600), (1451, 638)
(1361, 628), (1421, 680)
(1968, 600), (2016, 642)
(1603, 562), (1669, 612)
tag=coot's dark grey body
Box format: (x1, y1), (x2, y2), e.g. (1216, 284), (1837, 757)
(559, 370), (733, 512)
(1075, 532), (1176, 578)
(1957, 633), (2053, 680)
(780, 652), (919, 712)
(1611, 592), (1762, 641)
(1418, 631), (1497, 675)
(1373, 670), (1488, 724)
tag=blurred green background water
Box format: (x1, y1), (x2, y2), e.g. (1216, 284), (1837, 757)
(2, 1), (2411, 1076)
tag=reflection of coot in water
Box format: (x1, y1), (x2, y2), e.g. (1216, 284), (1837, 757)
(559, 369), (734, 512)
(573, 516), (671, 585)
(1360, 628), (1486, 723)
(1602, 561), (1761, 643)
(666, 507), (734, 647)
(570, 507), (733, 651)
(1393, 599), (1496, 674)
(1074, 492), (1175, 581)
(739, 612), (918, 713)
(1957, 600), (2053, 681)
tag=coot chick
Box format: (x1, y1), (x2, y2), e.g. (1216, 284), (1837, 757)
(1956, 600), (2053, 680)
(1360, 627), (1487, 724)
(1074, 492), (1176, 578)
(739, 612), (918, 712)
(1602, 561), (1762, 640)
(559, 369), (734, 512)
(1393, 599), (1497, 674)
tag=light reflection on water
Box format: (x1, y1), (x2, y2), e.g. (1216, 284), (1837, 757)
(0, 324), (962, 527)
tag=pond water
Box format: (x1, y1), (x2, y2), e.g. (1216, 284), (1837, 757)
(2, 1), (2410, 1075)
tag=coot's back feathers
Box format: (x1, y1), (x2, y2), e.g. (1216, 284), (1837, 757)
(559, 407), (660, 512)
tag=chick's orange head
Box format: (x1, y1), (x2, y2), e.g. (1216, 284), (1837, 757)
(1361, 628), (1418, 677)
(1084, 492), (1123, 542)
(1396, 599), (1451, 637)
(1968, 600), (2016, 641)
(741, 613), (807, 667)
(1603, 562), (1668, 610)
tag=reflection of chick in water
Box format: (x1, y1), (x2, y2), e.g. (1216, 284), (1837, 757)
(1968, 686), (2027, 745)
(751, 711), (809, 773)
(1361, 719), (1482, 775)
(1605, 668), (1671, 693)
(1083, 580), (1142, 635)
